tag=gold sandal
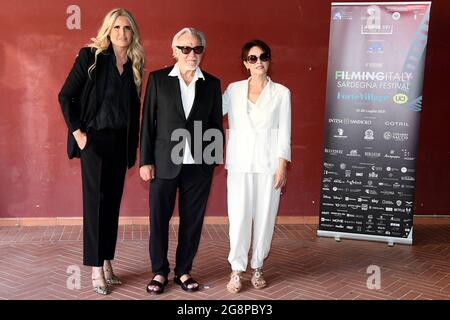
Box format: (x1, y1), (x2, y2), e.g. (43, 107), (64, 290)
(251, 268), (267, 289)
(226, 270), (243, 293)
(103, 262), (122, 285)
(92, 276), (109, 295)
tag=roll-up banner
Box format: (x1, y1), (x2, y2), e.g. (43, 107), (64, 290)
(317, 2), (431, 245)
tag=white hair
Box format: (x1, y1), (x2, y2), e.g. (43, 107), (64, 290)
(171, 27), (206, 48)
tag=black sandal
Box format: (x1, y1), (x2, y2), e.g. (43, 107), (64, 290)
(174, 274), (199, 292)
(146, 275), (168, 295)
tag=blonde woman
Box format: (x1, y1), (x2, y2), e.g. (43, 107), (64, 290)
(58, 8), (144, 295)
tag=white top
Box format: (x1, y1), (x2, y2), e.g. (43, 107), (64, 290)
(168, 63), (205, 164)
(223, 77), (292, 173)
(247, 99), (256, 115)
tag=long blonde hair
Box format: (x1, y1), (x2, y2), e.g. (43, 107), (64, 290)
(87, 8), (145, 93)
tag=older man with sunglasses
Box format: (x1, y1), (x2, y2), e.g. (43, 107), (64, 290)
(140, 27), (223, 294)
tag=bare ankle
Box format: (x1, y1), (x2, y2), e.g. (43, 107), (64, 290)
(92, 266), (103, 277)
(103, 260), (112, 269)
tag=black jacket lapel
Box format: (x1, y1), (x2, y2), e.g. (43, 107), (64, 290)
(168, 76), (186, 121)
(95, 49), (110, 112)
(186, 78), (205, 123)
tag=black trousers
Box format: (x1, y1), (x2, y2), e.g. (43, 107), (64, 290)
(149, 164), (213, 277)
(80, 128), (127, 267)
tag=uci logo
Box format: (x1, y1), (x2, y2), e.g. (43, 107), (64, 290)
(393, 93), (408, 104)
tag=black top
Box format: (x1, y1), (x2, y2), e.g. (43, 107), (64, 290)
(59, 45), (141, 168)
(88, 53), (132, 130)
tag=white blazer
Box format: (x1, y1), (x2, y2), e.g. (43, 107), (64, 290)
(223, 77), (291, 173)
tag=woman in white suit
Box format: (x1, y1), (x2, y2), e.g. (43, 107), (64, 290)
(223, 40), (291, 293)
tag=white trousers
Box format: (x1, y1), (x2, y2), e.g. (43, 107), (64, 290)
(227, 171), (281, 271)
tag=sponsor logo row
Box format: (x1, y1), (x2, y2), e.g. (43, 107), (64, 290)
(328, 128), (410, 142)
(325, 147), (415, 160)
(329, 118), (410, 127)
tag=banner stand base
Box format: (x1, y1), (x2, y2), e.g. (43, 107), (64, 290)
(317, 227), (413, 246)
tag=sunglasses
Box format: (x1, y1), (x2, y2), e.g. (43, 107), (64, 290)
(176, 46), (204, 54)
(246, 52), (270, 64)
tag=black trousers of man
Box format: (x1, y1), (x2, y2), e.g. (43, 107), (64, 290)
(149, 164), (213, 278)
(80, 128), (127, 266)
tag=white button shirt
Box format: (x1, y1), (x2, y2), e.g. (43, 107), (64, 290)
(168, 63), (205, 164)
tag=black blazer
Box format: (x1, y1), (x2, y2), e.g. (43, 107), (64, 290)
(58, 46), (141, 168)
(140, 66), (224, 179)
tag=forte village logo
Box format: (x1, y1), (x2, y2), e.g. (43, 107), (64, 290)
(337, 91), (389, 102)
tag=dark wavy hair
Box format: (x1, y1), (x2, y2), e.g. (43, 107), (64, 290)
(240, 39), (271, 74)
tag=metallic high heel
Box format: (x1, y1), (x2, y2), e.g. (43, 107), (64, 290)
(103, 261), (122, 285)
(92, 277), (109, 295)
(104, 269), (122, 285)
(103, 266), (122, 285)
(251, 268), (267, 289)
